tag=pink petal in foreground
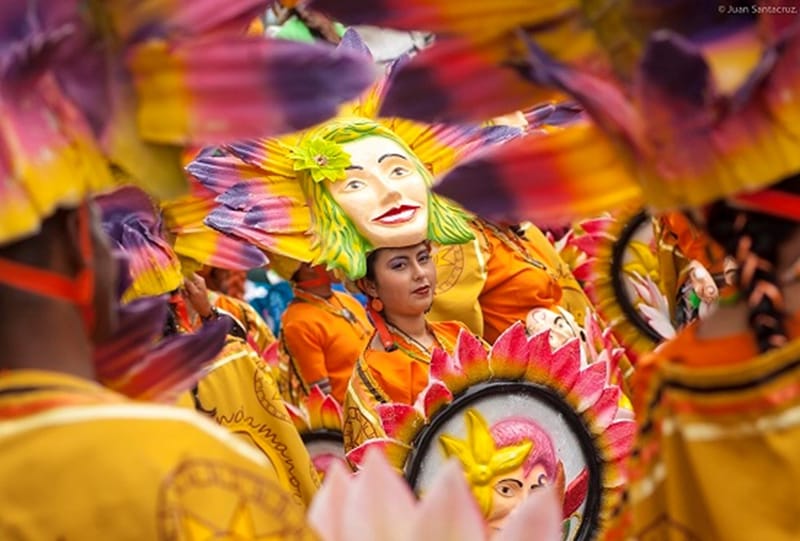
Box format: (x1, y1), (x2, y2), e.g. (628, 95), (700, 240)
(578, 216), (614, 235)
(496, 485), (562, 541)
(308, 460), (352, 541)
(525, 331), (556, 381)
(349, 449), (416, 541)
(410, 461), (487, 541)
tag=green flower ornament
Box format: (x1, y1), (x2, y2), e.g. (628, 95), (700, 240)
(289, 138), (351, 183)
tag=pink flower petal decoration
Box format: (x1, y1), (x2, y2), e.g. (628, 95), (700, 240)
(570, 234), (603, 257)
(578, 216), (614, 236)
(377, 403), (426, 442)
(430, 347), (468, 392)
(284, 403), (311, 433)
(587, 387), (621, 432)
(489, 322), (530, 380)
(320, 394), (344, 432)
(547, 339), (582, 392)
(572, 261), (594, 282)
(602, 420), (637, 462)
(455, 331), (491, 386)
(415, 381), (454, 419)
(346, 439), (412, 470)
(569, 361), (608, 412)
(563, 468), (590, 519)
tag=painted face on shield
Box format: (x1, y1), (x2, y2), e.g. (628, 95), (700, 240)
(526, 307), (582, 350)
(330, 136), (430, 249)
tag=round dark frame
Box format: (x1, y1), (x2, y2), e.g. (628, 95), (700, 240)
(610, 210), (665, 343)
(300, 429), (344, 446)
(404, 381), (603, 541)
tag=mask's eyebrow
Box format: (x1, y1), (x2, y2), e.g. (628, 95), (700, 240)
(378, 153), (407, 163)
(345, 164), (363, 171)
(499, 479), (524, 488)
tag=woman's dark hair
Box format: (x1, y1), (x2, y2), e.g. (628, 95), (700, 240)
(704, 175), (800, 353)
(163, 303), (180, 337)
(364, 250), (379, 282)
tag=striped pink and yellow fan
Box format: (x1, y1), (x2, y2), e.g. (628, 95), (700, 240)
(310, 0), (800, 224)
(0, 0), (374, 249)
(432, 23), (800, 226)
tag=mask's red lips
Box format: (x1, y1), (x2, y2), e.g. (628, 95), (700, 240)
(372, 204), (420, 224)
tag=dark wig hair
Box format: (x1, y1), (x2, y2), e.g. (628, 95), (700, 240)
(704, 174), (800, 353)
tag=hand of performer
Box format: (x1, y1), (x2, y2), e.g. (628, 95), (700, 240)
(688, 261), (719, 304)
(183, 273), (215, 320)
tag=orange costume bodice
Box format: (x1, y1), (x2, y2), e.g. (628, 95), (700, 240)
(343, 320), (481, 454)
(278, 289), (372, 404)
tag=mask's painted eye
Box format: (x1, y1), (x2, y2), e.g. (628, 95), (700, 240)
(389, 166), (411, 178)
(530, 473), (549, 491)
(494, 479), (523, 498)
(343, 179), (366, 192)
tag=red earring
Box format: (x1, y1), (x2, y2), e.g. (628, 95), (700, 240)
(370, 297), (383, 312)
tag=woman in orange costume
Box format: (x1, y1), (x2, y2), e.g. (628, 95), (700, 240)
(275, 257), (372, 404)
(344, 240), (481, 452)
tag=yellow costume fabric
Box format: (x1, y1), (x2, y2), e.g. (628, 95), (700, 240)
(279, 289), (371, 404)
(343, 320), (476, 453)
(626, 311), (800, 540)
(177, 336), (320, 507)
(0, 369), (316, 540)
(429, 218), (566, 343)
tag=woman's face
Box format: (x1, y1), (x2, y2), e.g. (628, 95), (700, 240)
(330, 135), (429, 249)
(487, 464), (550, 531)
(365, 243), (436, 318)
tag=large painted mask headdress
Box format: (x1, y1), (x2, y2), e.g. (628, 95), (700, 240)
(188, 33), (518, 279)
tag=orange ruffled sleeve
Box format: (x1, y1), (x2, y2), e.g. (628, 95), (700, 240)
(280, 292), (371, 404)
(479, 225), (562, 343)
